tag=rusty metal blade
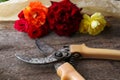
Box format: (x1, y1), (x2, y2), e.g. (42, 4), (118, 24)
(15, 40), (70, 64)
(15, 53), (58, 64)
(15, 40), (63, 64)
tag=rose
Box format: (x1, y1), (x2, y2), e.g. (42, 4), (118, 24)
(23, 1), (48, 28)
(14, 1), (49, 39)
(14, 11), (28, 32)
(14, 19), (28, 32)
(27, 22), (49, 39)
(27, 26), (43, 39)
(79, 12), (107, 35)
(47, 0), (82, 36)
(18, 11), (25, 19)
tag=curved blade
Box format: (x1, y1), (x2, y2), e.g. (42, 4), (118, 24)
(15, 40), (59, 64)
(35, 39), (55, 56)
(15, 40), (69, 64)
(15, 53), (58, 64)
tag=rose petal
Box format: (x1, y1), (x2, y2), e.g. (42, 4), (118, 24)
(14, 19), (28, 32)
(47, 0), (82, 36)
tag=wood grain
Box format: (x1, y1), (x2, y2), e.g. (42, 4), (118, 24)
(0, 18), (120, 80)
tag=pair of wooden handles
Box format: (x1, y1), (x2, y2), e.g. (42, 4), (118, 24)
(57, 44), (120, 80)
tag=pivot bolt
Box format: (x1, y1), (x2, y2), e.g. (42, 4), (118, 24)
(55, 52), (63, 57)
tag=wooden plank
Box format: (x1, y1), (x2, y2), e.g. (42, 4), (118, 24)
(0, 18), (120, 80)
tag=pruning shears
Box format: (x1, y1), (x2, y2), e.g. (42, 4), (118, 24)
(15, 39), (120, 80)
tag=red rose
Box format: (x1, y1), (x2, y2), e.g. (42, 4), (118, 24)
(18, 11), (25, 19)
(14, 19), (28, 32)
(47, 0), (82, 36)
(27, 26), (42, 39)
(27, 21), (49, 39)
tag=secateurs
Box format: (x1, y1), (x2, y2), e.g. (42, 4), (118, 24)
(15, 39), (120, 80)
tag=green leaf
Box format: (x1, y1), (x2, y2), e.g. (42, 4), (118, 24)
(0, 0), (8, 3)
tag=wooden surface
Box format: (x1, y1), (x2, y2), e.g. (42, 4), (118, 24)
(0, 18), (120, 80)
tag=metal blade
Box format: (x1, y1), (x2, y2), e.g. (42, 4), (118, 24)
(15, 53), (58, 64)
(35, 39), (55, 56)
(15, 40), (70, 64)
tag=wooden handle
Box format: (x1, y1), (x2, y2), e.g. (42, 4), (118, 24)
(70, 44), (120, 60)
(57, 62), (85, 80)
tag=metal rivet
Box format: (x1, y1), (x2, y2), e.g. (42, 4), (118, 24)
(73, 53), (81, 58)
(55, 52), (63, 57)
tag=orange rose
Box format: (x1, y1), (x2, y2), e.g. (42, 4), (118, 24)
(23, 1), (48, 28)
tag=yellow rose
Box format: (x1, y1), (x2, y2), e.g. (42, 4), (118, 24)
(79, 12), (107, 35)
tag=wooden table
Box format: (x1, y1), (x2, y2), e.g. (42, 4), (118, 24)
(0, 18), (120, 80)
